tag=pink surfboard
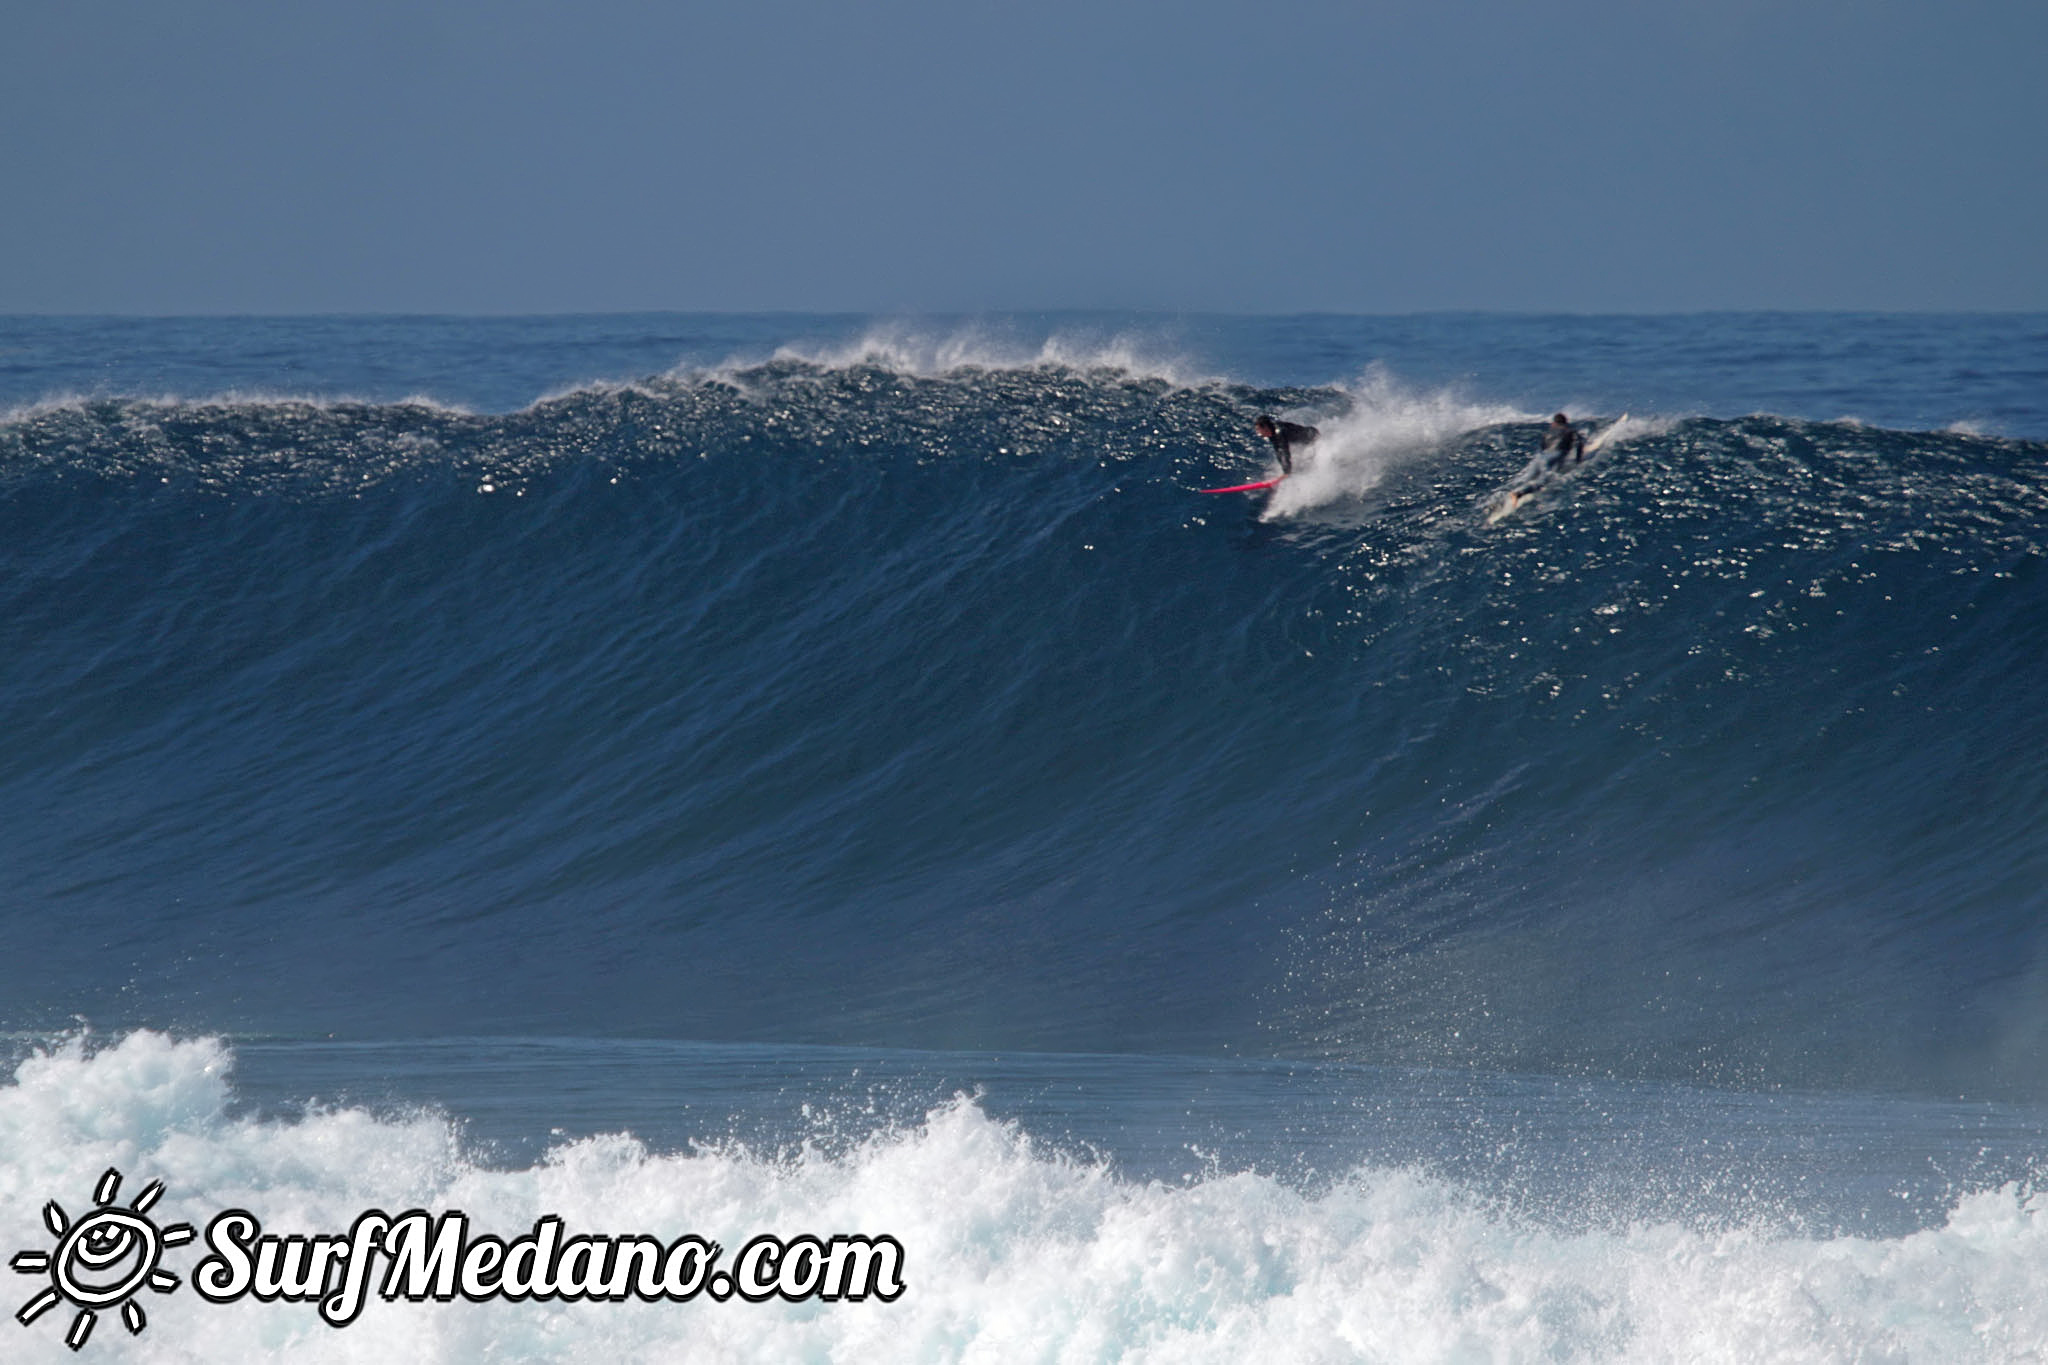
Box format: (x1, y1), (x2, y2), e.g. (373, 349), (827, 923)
(1198, 477), (1285, 494)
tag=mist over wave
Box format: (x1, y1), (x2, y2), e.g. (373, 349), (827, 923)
(3, 346), (2046, 1101)
(758, 322), (1219, 387)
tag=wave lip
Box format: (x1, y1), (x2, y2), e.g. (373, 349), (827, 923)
(0, 390), (472, 429)
(1261, 365), (1534, 514)
(755, 320), (1219, 386)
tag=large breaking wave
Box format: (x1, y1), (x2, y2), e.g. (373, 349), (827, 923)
(3, 353), (2046, 1098)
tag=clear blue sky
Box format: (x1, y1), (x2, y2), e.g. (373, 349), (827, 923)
(6, 0), (2043, 313)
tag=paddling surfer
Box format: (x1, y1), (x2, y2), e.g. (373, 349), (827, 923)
(1539, 413), (1586, 471)
(1255, 414), (1318, 476)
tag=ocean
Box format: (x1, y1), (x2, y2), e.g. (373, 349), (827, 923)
(2, 312), (2045, 1361)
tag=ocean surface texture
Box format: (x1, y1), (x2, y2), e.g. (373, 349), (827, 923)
(2, 313), (2045, 1362)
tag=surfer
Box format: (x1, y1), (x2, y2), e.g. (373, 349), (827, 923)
(1539, 413), (1586, 472)
(1255, 415), (1318, 476)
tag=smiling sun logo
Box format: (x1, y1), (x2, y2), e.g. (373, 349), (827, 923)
(11, 1168), (195, 1351)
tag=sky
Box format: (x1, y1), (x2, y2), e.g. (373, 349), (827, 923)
(4, 0), (2044, 314)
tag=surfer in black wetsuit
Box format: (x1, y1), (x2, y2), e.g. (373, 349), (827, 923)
(1255, 414), (1319, 476)
(1539, 413), (1586, 472)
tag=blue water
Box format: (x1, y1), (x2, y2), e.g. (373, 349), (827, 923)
(3, 314), (2046, 1361)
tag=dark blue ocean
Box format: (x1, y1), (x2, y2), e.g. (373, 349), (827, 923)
(3, 314), (2046, 1361)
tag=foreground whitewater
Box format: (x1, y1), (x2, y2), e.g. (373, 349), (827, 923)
(3, 1033), (2045, 1364)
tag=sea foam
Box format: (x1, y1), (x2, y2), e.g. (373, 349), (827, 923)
(1262, 367), (1531, 516)
(3, 1033), (2042, 1363)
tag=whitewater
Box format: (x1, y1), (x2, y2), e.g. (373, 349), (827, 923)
(2, 312), (2045, 1361)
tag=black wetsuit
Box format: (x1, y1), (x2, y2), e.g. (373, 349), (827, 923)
(1540, 421), (1585, 471)
(1263, 420), (1319, 475)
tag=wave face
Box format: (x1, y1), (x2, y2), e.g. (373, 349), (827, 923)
(4, 344), (2047, 1098)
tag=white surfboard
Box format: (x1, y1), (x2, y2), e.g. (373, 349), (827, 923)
(1485, 414), (1627, 523)
(1583, 413), (1629, 455)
